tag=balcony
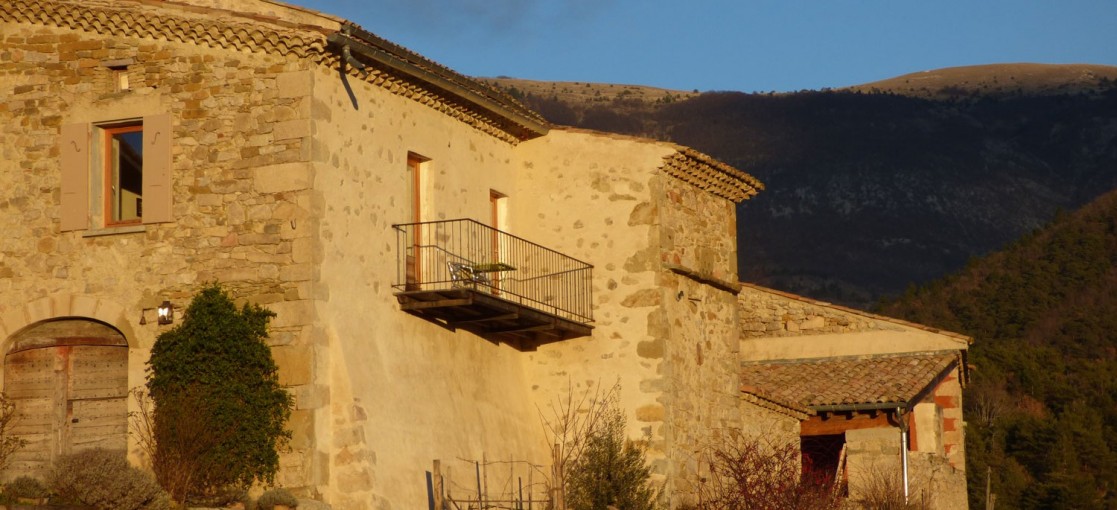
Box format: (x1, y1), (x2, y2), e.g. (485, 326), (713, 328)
(392, 219), (594, 350)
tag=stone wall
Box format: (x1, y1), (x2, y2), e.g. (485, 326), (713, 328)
(739, 285), (898, 338)
(845, 427), (903, 505)
(657, 174), (763, 503)
(0, 16), (324, 490)
(2, 5), (784, 509)
(514, 129), (672, 477)
(738, 284), (970, 361)
(908, 451), (969, 510)
(513, 131), (799, 507)
(658, 173), (739, 283)
(845, 427), (967, 510)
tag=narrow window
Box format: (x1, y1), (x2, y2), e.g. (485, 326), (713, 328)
(406, 153), (428, 289)
(489, 190), (508, 293)
(490, 190), (507, 231)
(408, 154), (424, 224)
(103, 123), (144, 225)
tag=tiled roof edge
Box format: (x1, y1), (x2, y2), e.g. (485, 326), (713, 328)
(1, 0), (542, 144)
(742, 351), (962, 411)
(740, 350), (961, 366)
(660, 147), (764, 203)
(739, 387), (814, 420)
(334, 23), (548, 135)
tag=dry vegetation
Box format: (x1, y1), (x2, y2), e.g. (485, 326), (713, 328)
(844, 63), (1117, 99)
(483, 77), (699, 107)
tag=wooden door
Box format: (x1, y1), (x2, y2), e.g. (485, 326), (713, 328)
(5, 345), (128, 475)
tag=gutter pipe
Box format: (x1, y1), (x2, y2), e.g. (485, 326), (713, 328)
(897, 406), (910, 504)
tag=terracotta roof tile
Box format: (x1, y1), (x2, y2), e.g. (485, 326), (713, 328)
(0, 0), (542, 144)
(661, 147), (763, 203)
(740, 352), (958, 410)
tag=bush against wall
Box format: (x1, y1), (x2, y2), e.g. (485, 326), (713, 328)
(146, 284), (293, 502)
(3, 475), (48, 501)
(49, 448), (170, 510)
(695, 434), (842, 510)
(257, 487), (299, 509)
(542, 381), (659, 510)
(565, 405), (659, 510)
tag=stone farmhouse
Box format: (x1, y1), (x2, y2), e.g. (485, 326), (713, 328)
(0, 0), (969, 508)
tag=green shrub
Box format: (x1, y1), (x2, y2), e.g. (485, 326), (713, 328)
(4, 475), (48, 499)
(146, 284), (294, 503)
(565, 405), (659, 510)
(257, 487), (299, 509)
(49, 448), (171, 510)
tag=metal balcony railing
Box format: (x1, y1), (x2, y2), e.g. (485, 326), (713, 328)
(392, 219), (594, 325)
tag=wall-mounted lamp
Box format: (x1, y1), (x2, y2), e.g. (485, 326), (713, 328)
(157, 300), (175, 325)
(140, 300), (176, 326)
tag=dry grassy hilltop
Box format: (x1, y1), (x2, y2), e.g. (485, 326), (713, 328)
(846, 62), (1117, 98)
(481, 77), (698, 106)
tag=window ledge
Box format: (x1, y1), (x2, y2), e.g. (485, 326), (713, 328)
(81, 224), (146, 238)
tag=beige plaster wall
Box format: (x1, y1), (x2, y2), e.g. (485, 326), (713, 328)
(310, 65), (550, 510)
(512, 130), (671, 474)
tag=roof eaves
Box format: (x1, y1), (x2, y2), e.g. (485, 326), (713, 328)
(740, 386), (814, 420)
(660, 147), (764, 203)
(328, 24), (549, 142)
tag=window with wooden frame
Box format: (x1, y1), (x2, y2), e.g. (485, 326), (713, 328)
(102, 123), (144, 225)
(60, 113), (173, 231)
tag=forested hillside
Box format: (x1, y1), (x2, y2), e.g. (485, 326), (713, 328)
(492, 65), (1117, 307)
(879, 190), (1117, 509)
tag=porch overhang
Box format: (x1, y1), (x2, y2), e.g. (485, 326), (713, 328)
(396, 288), (593, 351)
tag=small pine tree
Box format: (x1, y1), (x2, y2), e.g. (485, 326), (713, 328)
(565, 405), (658, 510)
(146, 284), (293, 503)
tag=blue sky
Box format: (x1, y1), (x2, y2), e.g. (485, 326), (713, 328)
(287, 0), (1117, 93)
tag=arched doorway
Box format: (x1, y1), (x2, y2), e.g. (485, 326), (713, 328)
(3, 319), (129, 476)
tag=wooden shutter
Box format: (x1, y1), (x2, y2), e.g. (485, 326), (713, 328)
(142, 113), (173, 224)
(60, 123), (89, 231)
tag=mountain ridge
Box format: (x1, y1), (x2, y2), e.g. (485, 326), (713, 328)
(487, 63), (1117, 307)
